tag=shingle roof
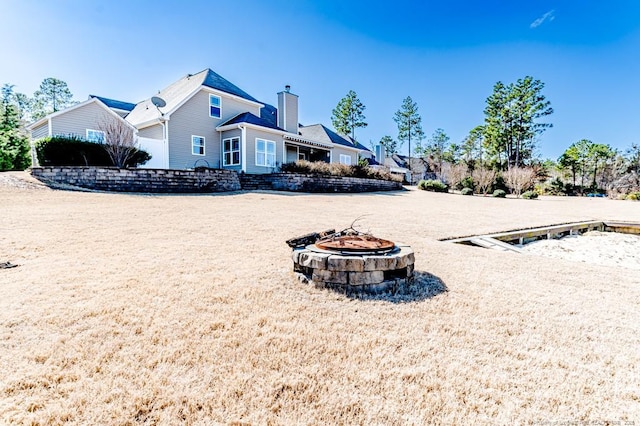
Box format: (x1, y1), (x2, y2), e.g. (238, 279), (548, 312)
(126, 69), (263, 126)
(219, 112), (283, 130)
(201, 70), (259, 103)
(259, 104), (278, 128)
(89, 95), (136, 112)
(298, 124), (371, 151)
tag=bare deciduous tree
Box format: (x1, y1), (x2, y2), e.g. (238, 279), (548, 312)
(98, 117), (136, 168)
(503, 167), (537, 197)
(444, 163), (468, 190)
(472, 166), (497, 195)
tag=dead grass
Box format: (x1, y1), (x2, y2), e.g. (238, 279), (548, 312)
(1, 172), (639, 424)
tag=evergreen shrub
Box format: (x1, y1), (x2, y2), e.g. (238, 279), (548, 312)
(35, 136), (150, 167)
(418, 179), (449, 192)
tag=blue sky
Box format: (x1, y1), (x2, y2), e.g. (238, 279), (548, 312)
(2, 0), (639, 159)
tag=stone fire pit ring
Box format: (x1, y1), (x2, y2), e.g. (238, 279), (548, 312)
(292, 243), (415, 294)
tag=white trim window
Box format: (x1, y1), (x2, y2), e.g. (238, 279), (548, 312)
(86, 129), (105, 143)
(339, 154), (352, 165)
(209, 94), (221, 119)
(255, 138), (276, 167)
(223, 137), (240, 166)
(192, 135), (205, 156)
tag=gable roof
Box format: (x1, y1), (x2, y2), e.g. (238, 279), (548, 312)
(126, 68), (263, 127)
(89, 95), (136, 112)
(298, 124), (371, 152)
(27, 97), (134, 131)
(219, 112), (283, 130)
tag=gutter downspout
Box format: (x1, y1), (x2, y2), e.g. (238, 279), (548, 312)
(240, 125), (247, 173)
(159, 118), (169, 169)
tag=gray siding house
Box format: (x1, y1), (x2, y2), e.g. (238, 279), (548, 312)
(28, 96), (134, 143)
(29, 68), (371, 172)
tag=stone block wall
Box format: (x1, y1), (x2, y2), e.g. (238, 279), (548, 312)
(30, 168), (403, 193)
(31, 167), (241, 193)
(239, 173), (403, 192)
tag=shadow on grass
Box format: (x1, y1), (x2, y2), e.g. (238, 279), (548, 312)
(342, 271), (448, 303)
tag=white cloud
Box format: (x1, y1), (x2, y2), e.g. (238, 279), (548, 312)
(530, 10), (555, 29)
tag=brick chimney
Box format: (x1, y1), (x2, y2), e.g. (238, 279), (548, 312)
(277, 85), (298, 134)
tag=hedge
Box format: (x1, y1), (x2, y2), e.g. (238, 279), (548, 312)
(35, 136), (150, 167)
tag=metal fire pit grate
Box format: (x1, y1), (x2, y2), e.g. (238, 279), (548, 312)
(315, 235), (396, 254)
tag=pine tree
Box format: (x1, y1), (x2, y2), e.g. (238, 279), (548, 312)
(0, 85), (31, 170)
(393, 96), (424, 182)
(378, 135), (396, 155)
(483, 76), (553, 169)
(331, 90), (367, 142)
(32, 77), (74, 120)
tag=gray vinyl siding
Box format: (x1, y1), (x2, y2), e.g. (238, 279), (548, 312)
(332, 147), (357, 165)
(50, 102), (120, 139)
(220, 129), (242, 172)
(167, 90), (260, 169)
(138, 124), (163, 139)
(244, 128), (284, 174)
(31, 122), (49, 140)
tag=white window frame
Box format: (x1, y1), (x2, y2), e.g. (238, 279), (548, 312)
(339, 154), (352, 165)
(192, 135), (205, 156)
(255, 138), (276, 167)
(222, 137), (240, 166)
(86, 129), (105, 143)
(209, 94), (221, 119)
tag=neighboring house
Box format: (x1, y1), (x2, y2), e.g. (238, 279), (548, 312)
(28, 68), (371, 172)
(28, 96), (134, 142)
(27, 96), (137, 165)
(384, 154), (434, 184)
(125, 68), (370, 171)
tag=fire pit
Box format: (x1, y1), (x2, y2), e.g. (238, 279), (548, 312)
(287, 229), (415, 294)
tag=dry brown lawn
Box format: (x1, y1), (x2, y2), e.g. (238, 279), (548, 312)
(1, 172), (639, 425)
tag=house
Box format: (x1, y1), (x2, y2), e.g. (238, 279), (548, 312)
(28, 95), (135, 144)
(125, 69), (369, 171)
(28, 69), (371, 173)
(384, 154), (434, 184)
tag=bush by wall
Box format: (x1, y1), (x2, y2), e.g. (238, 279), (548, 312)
(522, 190), (539, 199)
(418, 179), (449, 193)
(493, 189), (506, 198)
(280, 160), (402, 182)
(461, 187), (474, 196)
(35, 136), (150, 168)
(239, 173), (403, 193)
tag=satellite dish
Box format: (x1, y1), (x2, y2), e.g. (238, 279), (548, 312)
(151, 96), (166, 108)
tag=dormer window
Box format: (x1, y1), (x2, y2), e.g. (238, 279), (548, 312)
(209, 94), (221, 118)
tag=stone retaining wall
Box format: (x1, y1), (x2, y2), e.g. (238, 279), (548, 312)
(239, 173), (403, 192)
(31, 167), (241, 193)
(30, 167), (403, 193)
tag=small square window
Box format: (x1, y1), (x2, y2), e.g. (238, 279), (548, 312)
(192, 135), (205, 156)
(86, 129), (105, 143)
(339, 154), (352, 165)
